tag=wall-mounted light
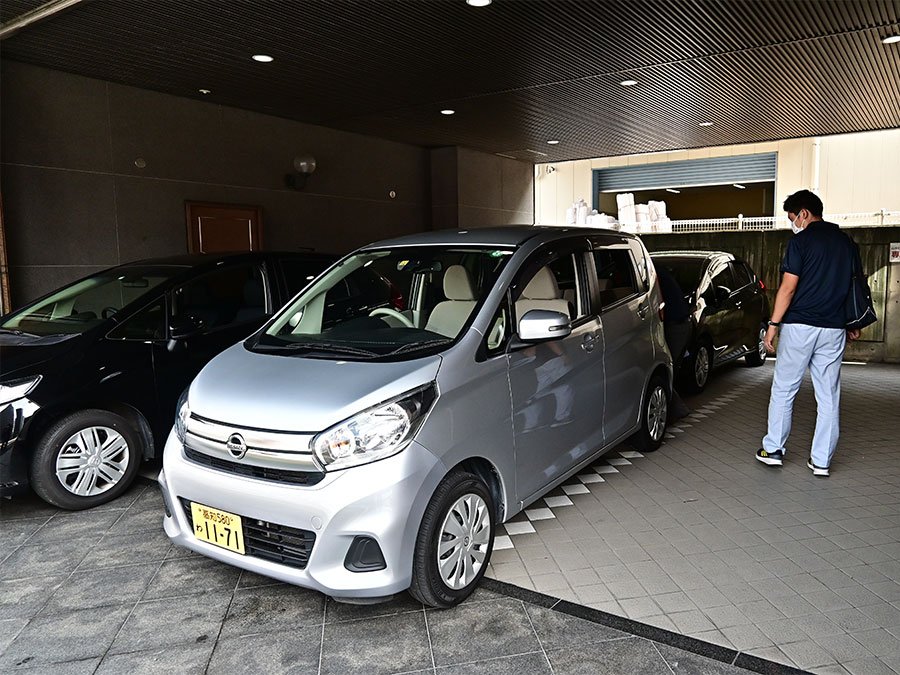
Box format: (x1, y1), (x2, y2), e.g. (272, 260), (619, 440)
(546, 166), (557, 174)
(285, 155), (317, 190)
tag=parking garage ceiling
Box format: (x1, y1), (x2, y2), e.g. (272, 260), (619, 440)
(1, 0), (899, 162)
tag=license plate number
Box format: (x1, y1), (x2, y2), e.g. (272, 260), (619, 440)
(190, 502), (245, 555)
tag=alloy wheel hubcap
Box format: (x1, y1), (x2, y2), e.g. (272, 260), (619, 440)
(758, 328), (767, 359)
(647, 386), (667, 442)
(695, 347), (709, 387)
(55, 426), (130, 497)
(437, 493), (491, 590)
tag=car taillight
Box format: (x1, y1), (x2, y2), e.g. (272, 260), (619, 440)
(389, 282), (406, 310)
(759, 279), (766, 291)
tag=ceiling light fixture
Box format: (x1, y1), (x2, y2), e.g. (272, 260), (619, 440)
(547, 139), (560, 145)
(882, 35), (900, 44)
(733, 183), (746, 189)
(198, 89), (211, 95)
(252, 54), (274, 63)
(619, 79), (638, 86)
(699, 121), (714, 127)
(466, 0), (492, 6)
(666, 188), (681, 194)
(440, 109), (455, 115)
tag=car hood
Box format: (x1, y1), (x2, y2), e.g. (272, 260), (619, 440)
(189, 342), (443, 433)
(0, 333), (82, 379)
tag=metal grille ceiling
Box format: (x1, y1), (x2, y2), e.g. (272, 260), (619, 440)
(594, 153), (778, 192)
(2, 0), (899, 162)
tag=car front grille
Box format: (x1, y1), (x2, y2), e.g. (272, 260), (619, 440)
(183, 446), (325, 486)
(180, 498), (316, 570)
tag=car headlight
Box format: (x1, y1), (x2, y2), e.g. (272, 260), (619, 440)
(312, 383), (437, 471)
(0, 375), (42, 407)
(175, 388), (190, 444)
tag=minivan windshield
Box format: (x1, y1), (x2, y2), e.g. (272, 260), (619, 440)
(1, 267), (176, 336)
(252, 246), (515, 359)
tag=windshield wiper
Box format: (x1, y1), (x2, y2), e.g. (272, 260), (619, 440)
(0, 328), (39, 338)
(382, 338), (453, 356)
(254, 341), (380, 358)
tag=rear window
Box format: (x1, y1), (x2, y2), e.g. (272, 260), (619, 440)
(652, 257), (706, 295)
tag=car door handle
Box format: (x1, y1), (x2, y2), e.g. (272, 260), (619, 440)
(734, 300), (742, 309)
(582, 333), (598, 352)
(637, 304), (650, 319)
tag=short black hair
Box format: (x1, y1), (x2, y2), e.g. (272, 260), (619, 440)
(783, 190), (823, 217)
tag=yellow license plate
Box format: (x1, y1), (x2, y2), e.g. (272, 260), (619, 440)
(190, 502), (245, 555)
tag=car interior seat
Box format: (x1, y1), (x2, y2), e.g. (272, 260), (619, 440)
(234, 278), (266, 323)
(424, 265), (477, 338)
(515, 266), (572, 321)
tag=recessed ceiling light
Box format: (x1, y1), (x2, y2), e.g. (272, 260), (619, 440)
(883, 35), (900, 44)
(440, 109), (455, 115)
(619, 79), (638, 86)
(733, 183), (746, 189)
(666, 188), (681, 194)
(547, 139), (560, 145)
(466, 0), (492, 6)
(198, 89), (211, 95)
(699, 121), (714, 127)
(252, 54), (274, 63)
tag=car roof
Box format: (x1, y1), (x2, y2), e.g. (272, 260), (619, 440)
(360, 225), (638, 249)
(650, 250), (736, 261)
(116, 250), (334, 270)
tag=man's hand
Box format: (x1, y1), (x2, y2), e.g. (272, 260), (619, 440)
(764, 325), (778, 353)
(847, 328), (861, 341)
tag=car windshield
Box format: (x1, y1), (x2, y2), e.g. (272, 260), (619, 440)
(653, 257), (706, 296)
(0, 267), (176, 336)
(252, 246), (515, 360)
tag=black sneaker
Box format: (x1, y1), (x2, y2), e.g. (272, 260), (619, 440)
(808, 458), (830, 477)
(756, 448), (784, 466)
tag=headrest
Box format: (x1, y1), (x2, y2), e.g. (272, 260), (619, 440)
(522, 266), (560, 300)
(443, 265), (475, 301)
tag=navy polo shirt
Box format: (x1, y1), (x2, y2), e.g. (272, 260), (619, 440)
(780, 221), (854, 328)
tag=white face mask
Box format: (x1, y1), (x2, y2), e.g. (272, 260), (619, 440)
(790, 213), (805, 235)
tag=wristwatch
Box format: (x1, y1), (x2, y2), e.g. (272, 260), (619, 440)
(767, 320), (781, 327)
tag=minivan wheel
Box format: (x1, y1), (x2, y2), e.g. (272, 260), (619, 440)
(681, 339), (712, 393)
(745, 324), (768, 367)
(630, 375), (669, 453)
(29, 409), (143, 510)
(409, 470), (495, 608)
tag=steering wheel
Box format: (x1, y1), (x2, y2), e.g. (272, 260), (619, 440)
(101, 306), (118, 319)
(369, 307), (414, 328)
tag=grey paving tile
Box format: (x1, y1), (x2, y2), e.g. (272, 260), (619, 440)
(850, 628), (900, 657)
(235, 569), (283, 588)
(428, 599), (539, 666)
(325, 593), (422, 624)
(27, 509), (124, 544)
(42, 562), (159, 613)
(0, 494), (60, 521)
(78, 529), (172, 570)
(523, 604), (626, 650)
(0, 517), (49, 548)
(0, 617), (27, 655)
(109, 591), (231, 654)
(207, 625), (322, 675)
(220, 583), (324, 637)
(434, 651), (551, 674)
(0, 605), (131, 669)
(0, 537), (94, 580)
(321, 610), (431, 675)
(779, 639), (840, 670)
(546, 636), (671, 675)
(0, 576), (66, 619)
(142, 556), (241, 600)
(97, 643), (214, 675)
(0, 657), (102, 674)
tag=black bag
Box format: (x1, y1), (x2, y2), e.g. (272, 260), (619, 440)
(845, 238), (877, 331)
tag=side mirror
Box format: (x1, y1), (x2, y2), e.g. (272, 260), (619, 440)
(517, 309), (572, 342)
(169, 314), (204, 340)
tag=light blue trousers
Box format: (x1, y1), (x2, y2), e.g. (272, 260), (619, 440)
(762, 323), (846, 468)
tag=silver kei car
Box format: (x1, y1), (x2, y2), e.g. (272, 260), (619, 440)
(159, 226), (672, 608)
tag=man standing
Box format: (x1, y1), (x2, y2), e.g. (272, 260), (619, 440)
(756, 190), (862, 477)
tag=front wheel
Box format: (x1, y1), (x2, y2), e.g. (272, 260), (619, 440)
(745, 324), (768, 366)
(630, 375), (669, 452)
(29, 409), (144, 510)
(409, 470), (495, 608)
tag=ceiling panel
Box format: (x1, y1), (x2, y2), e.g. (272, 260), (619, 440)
(1, 0), (898, 162)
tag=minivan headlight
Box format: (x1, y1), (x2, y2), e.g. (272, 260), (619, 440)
(0, 375), (42, 406)
(312, 383), (437, 471)
(175, 389), (190, 444)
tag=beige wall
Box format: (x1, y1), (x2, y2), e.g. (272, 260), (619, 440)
(536, 130), (900, 224)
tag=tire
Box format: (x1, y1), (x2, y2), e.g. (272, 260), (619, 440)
(681, 338), (712, 393)
(409, 470), (495, 608)
(29, 409), (144, 510)
(630, 375), (669, 453)
(745, 324), (768, 367)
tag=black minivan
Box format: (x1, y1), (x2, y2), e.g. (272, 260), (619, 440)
(650, 251), (770, 393)
(0, 251), (334, 509)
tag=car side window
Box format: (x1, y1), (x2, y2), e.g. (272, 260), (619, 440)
(107, 298), (166, 340)
(279, 258), (329, 298)
(730, 261), (753, 289)
(703, 263), (735, 304)
(592, 247), (639, 310)
(171, 264), (266, 332)
(513, 252), (584, 323)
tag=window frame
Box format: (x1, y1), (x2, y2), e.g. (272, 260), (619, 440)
(587, 242), (644, 315)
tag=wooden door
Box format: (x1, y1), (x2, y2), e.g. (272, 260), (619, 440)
(186, 202), (263, 253)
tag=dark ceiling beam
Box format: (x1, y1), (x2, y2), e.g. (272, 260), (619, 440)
(0, 0), (88, 41)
